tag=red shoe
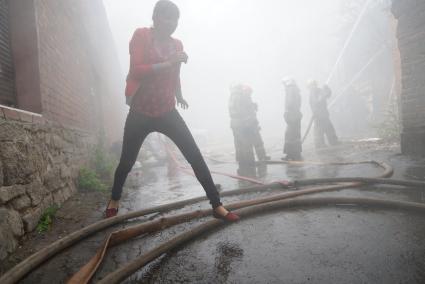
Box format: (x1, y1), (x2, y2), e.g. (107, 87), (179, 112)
(105, 201), (119, 218)
(213, 211), (240, 222)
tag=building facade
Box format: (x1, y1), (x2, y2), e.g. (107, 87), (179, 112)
(0, 0), (125, 261)
(392, 0), (425, 155)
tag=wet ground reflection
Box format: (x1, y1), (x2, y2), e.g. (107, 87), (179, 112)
(118, 142), (425, 283)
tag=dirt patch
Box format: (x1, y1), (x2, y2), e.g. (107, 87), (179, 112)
(0, 191), (108, 275)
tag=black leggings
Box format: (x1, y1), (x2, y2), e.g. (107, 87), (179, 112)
(111, 109), (222, 208)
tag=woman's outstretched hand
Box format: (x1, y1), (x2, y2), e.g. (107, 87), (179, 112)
(177, 97), (189, 109)
(169, 51), (188, 64)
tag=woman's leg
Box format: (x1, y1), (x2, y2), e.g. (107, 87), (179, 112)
(157, 110), (222, 208)
(111, 111), (151, 201)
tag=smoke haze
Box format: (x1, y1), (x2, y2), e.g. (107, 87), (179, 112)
(103, 0), (394, 146)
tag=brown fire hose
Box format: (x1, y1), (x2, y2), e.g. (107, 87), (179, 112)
(68, 183), (358, 284)
(67, 162), (395, 283)
(98, 196), (425, 284)
(2, 160), (421, 284)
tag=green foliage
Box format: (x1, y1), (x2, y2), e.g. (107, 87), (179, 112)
(92, 145), (117, 185)
(78, 167), (107, 192)
(36, 205), (59, 233)
(77, 136), (118, 192)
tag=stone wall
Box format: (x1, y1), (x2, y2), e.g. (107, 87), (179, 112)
(392, 0), (425, 155)
(0, 107), (94, 260)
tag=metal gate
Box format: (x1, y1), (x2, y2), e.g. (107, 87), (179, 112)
(0, 0), (16, 107)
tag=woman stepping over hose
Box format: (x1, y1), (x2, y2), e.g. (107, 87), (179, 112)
(105, 0), (239, 222)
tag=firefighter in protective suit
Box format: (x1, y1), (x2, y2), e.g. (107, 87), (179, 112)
(229, 84), (269, 167)
(282, 78), (303, 160)
(308, 81), (339, 148)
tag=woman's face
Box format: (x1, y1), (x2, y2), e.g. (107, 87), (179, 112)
(153, 11), (179, 37)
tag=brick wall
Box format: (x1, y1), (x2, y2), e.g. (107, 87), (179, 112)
(77, 0), (127, 143)
(36, 0), (100, 131)
(392, 0), (425, 155)
(29, 0), (125, 141)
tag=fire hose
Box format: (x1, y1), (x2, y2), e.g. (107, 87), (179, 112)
(98, 197), (425, 284)
(2, 160), (425, 283)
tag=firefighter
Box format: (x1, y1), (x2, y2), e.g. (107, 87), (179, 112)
(308, 81), (339, 148)
(282, 78), (302, 160)
(229, 84), (269, 168)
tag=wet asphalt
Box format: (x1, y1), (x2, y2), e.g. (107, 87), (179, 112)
(16, 140), (425, 283)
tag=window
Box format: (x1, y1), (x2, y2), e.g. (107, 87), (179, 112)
(0, 0), (16, 107)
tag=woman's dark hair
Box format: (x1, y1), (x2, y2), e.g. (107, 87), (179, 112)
(153, 0), (180, 19)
